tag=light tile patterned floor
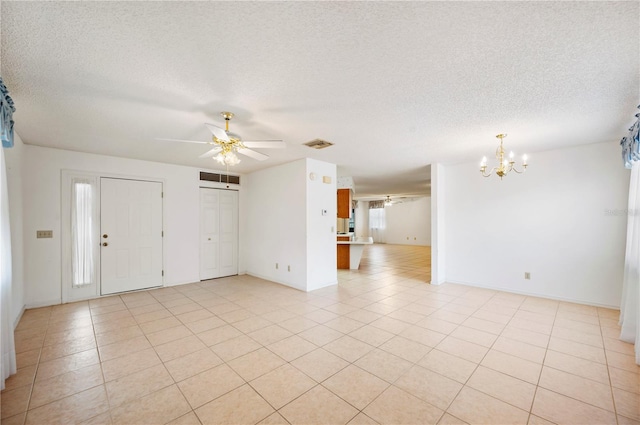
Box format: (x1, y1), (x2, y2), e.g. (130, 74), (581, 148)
(2, 244), (639, 425)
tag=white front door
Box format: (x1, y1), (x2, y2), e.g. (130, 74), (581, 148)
(101, 178), (163, 295)
(200, 188), (238, 280)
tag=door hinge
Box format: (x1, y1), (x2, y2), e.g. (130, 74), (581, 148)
(161, 192), (164, 198)
(162, 270), (164, 276)
(161, 231), (164, 237)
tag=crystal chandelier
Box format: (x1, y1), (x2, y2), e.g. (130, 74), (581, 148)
(480, 134), (528, 179)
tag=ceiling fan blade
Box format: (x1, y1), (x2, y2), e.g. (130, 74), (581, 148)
(199, 147), (222, 158)
(242, 140), (286, 149)
(205, 123), (230, 142)
(237, 147), (269, 161)
(155, 138), (209, 145)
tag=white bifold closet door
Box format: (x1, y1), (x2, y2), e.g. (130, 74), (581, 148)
(200, 188), (238, 280)
(101, 178), (163, 295)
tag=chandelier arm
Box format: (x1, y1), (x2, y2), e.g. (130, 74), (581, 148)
(480, 167), (496, 178)
(480, 134), (528, 178)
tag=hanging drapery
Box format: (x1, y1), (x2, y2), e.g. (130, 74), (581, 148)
(620, 105), (640, 169)
(621, 162), (640, 364)
(369, 208), (386, 243)
(1, 146), (16, 390)
(619, 105), (640, 365)
(0, 77), (15, 389)
(369, 200), (385, 209)
(0, 78), (15, 148)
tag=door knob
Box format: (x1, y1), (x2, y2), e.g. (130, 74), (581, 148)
(103, 234), (108, 239)
(102, 242), (108, 247)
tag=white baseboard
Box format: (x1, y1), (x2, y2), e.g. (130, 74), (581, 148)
(245, 272), (306, 292)
(13, 305), (25, 330)
(307, 280), (339, 292)
(26, 298), (62, 310)
(445, 279), (620, 310)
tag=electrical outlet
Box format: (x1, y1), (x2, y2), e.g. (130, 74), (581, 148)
(37, 230), (53, 238)
(525, 272), (531, 280)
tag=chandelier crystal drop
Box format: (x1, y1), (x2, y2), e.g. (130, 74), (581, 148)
(480, 134), (528, 179)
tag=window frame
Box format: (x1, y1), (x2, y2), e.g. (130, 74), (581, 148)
(61, 171), (100, 302)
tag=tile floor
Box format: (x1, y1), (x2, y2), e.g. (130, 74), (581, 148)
(1, 244), (639, 425)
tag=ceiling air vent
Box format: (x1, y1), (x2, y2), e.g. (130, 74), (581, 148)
(303, 139), (334, 150)
(200, 171), (240, 185)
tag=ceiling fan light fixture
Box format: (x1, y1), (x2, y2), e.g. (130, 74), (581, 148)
(157, 111), (284, 166)
(215, 151), (241, 166)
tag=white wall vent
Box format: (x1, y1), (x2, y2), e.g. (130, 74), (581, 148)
(200, 171), (240, 185)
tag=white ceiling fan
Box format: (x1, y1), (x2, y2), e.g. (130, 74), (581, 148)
(157, 112), (285, 166)
(384, 195), (414, 206)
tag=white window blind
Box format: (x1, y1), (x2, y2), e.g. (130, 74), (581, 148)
(71, 179), (96, 287)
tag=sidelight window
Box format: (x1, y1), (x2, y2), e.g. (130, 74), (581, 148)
(71, 179), (96, 287)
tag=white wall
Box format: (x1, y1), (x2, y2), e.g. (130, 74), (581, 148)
(355, 200), (369, 237)
(444, 141), (629, 307)
(4, 133), (25, 325)
(22, 145), (237, 307)
(431, 163), (446, 285)
(306, 159), (337, 291)
(244, 159), (308, 290)
(385, 197), (431, 246)
(244, 158), (337, 292)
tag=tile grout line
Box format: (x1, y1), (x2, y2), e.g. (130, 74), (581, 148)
(527, 297), (559, 425)
(598, 308), (621, 425)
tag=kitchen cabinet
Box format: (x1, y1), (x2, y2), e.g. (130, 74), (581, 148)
(337, 189), (351, 218)
(337, 244), (350, 269)
(337, 237), (373, 269)
(337, 234), (351, 269)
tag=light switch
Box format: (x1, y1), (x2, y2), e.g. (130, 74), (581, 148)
(322, 209), (327, 216)
(37, 230), (53, 238)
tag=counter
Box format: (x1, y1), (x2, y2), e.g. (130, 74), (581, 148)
(337, 236), (373, 269)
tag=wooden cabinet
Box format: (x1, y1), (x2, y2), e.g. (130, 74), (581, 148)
(337, 244), (350, 269)
(337, 189), (351, 218)
(337, 235), (351, 269)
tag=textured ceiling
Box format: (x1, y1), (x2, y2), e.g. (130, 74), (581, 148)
(1, 1), (638, 199)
